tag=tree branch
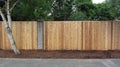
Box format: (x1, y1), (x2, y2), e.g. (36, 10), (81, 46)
(10, 0), (19, 12)
(51, 0), (56, 13)
(0, 9), (7, 25)
(0, 9), (20, 54)
(6, 0), (12, 29)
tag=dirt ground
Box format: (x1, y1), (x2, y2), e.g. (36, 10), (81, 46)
(0, 50), (120, 59)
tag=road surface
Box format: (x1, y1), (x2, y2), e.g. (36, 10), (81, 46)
(0, 58), (120, 67)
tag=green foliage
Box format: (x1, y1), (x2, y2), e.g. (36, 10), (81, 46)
(1, 0), (119, 21)
(69, 0), (96, 20)
(69, 11), (87, 20)
(92, 3), (116, 20)
(51, 0), (73, 20)
(12, 0), (53, 21)
(105, 0), (120, 20)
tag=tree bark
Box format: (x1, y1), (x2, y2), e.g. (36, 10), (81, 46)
(0, 9), (20, 54)
(7, 0), (12, 28)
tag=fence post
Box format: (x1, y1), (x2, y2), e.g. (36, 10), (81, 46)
(37, 20), (43, 49)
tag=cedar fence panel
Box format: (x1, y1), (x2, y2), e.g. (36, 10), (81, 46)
(83, 21), (112, 50)
(112, 21), (120, 50)
(0, 23), (2, 49)
(0, 21), (120, 50)
(0, 21), (37, 50)
(44, 21), (120, 50)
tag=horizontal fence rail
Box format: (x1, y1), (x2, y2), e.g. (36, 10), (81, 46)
(0, 21), (37, 50)
(44, 21), (120, 50)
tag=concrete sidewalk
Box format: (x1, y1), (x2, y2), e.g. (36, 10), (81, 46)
(0, 58), (120, 67)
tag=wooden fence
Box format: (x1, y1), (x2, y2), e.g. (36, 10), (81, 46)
(0, 21), (37, 50)
(0, 21), (120, 50)
(44, 21), (120, 50)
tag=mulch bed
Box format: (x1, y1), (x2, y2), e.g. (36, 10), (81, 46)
(0, 50), (120, 59)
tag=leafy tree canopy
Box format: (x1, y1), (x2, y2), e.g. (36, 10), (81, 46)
(1, 0), (119, 21)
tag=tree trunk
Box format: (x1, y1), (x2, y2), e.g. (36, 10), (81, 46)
(7, 0), (12, 28)
(5, 24), (20, 54)
(0, 10), (20, 54)
(7, 12), (12, 28)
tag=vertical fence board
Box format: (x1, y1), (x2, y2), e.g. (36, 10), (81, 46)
(52, 22), (58, 50)
(44, 21), (114, 50)
(46, 22), (63, 50)
(43, 22), (47, 50)
(32, 21), (38, 49)
(16, 22), (21, 49)
(0, 21), (37, 50)
(105, 22), (112, 50)
(46, 22), (53, 50)
(63, 22), (71, 50)
(2, 22), (9, 49)
(112, 22), (120, 50)
(77, 22), (83, 50)
(0, 22), (2, 49)
(1, 23), (4, 49)
(57, 22), (62, 50)
(21, 22), (26, 49)
(83, 21), (92, 50)
(70, 22), (78, 50)
(11, 22), (17, 49)
(1, 21), (120, 50)
(91, 22), (111, 50)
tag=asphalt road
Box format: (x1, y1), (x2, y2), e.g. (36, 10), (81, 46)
(0, 58), (120, 67)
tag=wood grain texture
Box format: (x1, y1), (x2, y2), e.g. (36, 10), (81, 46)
(70, 22), (78, 50)
(44, 21), (113, 50)
(91, 21), (112, 50)
(32, 22), (38, 49)
(77, 22), (83, 50)
(43, 22), (47, 50)
(0, 21), (37, 50)
(83, 21), (92, 50)
(0, 22), (2, 49)
(112, 21), (120, 50)
(63, 22), (71, 50)
(44, 21), (63, 50)
(44, 21), (83, 50)
(0, 21), (120, 50)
